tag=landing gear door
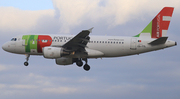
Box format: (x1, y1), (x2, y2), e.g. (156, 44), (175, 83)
(130, 38), (137, 50)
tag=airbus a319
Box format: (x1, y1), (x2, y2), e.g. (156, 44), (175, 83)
(2, 7), (176, 71)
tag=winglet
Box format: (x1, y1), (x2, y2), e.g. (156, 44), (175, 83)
(149, 37), (168, 45)
(88, 27), (94, 33)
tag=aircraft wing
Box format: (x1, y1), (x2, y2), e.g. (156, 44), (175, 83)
(62, 28), (93, 51)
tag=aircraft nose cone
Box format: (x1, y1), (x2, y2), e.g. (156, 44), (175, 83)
(2, 43), (8, 51)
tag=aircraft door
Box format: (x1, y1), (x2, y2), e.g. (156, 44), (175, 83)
(22, 39), (28, 46)
(22, 36), (28, 46)
(130, 38), (137, 50)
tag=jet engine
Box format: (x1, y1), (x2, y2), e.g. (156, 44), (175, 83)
(55, 57), (74, 65)
(43, 47), (63, 59)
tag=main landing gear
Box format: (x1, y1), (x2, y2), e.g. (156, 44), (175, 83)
(76, 58), (90, 71)
(23, 55), (90, 71)
(24, 54), (30, 66)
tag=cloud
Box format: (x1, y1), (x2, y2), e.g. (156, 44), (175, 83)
(42, 87), (77, 94)
(52, 0), (180, 33)
(0, 0), (180, 35)
(0, 84), (6, 88)
(78, 77), (96, 83)
(9, 84), (38, 89)
(0, 65), (7, 71)
(52, 0), (102, 33)
(0, 7), (54, 34)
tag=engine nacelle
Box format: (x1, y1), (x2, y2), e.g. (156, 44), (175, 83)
(55, 57), (73, 65)
(43, 47), (63, 59)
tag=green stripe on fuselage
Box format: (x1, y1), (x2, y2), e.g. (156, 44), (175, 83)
(22, 35), (38, 52)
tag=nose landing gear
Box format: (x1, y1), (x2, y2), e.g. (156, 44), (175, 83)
(24, 62), (29, 66)
(24, 54), (30, 66)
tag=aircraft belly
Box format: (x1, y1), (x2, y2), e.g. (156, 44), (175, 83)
(86, 48), (104, 58)
(88, 44), (125, 57)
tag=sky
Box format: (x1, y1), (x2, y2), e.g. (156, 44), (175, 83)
(0, 0), (180, 99)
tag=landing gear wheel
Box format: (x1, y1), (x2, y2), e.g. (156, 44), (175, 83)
(24, 62), (29, 66)
(76, 60), (83, 67)
(24, 54), (30, 66)
(83, 64), (90, 71)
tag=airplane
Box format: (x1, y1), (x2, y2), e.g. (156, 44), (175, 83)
(2, 7), (177, 71)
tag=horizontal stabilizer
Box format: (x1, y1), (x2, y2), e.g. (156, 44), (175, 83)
(149, 37), (168, 45)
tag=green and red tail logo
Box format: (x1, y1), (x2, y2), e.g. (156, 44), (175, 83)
(135, 7), (174, 38)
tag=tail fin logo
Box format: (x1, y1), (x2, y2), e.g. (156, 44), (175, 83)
(156, 14), (161, 38)
(152, 7), (174, 38)
(134, 7), (174, 39)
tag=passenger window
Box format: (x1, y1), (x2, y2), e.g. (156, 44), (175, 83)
(14, 38), (17, 41)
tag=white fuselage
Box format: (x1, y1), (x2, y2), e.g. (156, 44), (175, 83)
(2, 35), (176, 58)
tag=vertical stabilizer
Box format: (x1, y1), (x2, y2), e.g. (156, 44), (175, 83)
(134, 7), (174, 38)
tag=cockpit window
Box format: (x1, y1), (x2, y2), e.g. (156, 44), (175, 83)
(11, 38), (14, 41)
(11, 38), (17, 41)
